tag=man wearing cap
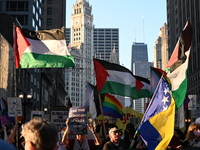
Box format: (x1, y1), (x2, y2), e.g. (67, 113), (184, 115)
(103, 127), (126, 150)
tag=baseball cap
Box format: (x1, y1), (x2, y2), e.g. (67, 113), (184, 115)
(109, 127), (122, 134)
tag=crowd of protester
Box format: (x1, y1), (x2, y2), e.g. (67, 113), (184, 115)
(0, 117), (200, 150)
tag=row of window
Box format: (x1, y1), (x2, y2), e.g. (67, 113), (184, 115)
(6, 1), (28, 11)
(42, 0), (52, 4)
(41, 18), (52, 26)
(41, 7), (52, 15)
(94, 32), (118, 35)
(94, 35), (118, 38)
(94, 29), (118, 32)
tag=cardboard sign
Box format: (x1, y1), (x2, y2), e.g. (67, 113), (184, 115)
(51, 111), (68, 131)
(68, 106), (87, 135)
(8, 97), (22, 117)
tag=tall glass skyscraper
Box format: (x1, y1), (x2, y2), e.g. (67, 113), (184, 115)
(131, 42), (148, 72)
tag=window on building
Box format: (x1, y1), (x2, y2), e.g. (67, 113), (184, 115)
(47, 18), (52, 26)
(47, 7), (52, 15)
(12, 15), (28, 25)
(6, 1), (28, 11)
(0, 2), (2, 11)
(47, 0), (52, 4)
(41, 18), (43, 26)
(41, 7), (44, 15)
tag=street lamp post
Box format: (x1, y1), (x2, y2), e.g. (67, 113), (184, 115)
(185, 118), (191, 129)
(19, 93), (32, 122)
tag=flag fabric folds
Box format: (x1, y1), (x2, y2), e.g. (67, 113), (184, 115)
(150, 67), (170, 97)
(85, 83), (101, 120)
(85, 83), (96, 120)
(1, 98), (8, 116)
(102, 94), (124, 119)
(138, 77), (175, 150)
(93, 58), (150, 99)
(14, 26), (75, 68)
(166, 20), (192, 110)
(85, 83), (94, 108)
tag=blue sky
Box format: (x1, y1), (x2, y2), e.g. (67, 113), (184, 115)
(66, 0), (167, 70)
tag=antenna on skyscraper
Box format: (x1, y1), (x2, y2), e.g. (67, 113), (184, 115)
(134, 25), (136, 42)
(142, 17), (145, 43)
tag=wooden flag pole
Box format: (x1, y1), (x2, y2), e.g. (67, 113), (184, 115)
(13, 22), (19, 150)
(98, 94), (107, 138)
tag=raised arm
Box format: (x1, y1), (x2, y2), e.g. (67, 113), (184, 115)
(61, 119), (70, 145)
(7, 123), (18, 143)
(87, 123), (102, 145)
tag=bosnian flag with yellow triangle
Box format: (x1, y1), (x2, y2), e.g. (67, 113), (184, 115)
(166, 20), (192, 110)
(14, 26), (75, 68)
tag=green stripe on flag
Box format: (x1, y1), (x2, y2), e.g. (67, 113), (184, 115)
(172, 78), (187, 109)
(20, 52), (75, 68)
(100, 81), (150, 99)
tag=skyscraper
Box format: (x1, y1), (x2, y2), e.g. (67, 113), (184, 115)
(131, 42), (150, 113)
(93, 28), (119, 64)
(131, 42), (148, 72)
(153, 23), (168, 70)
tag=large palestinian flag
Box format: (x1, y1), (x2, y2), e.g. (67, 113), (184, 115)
(93, 59), (150, 99)
(166, 20), (193, 110)
(14, 26), (75, 68)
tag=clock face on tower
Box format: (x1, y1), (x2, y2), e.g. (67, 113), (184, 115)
(85, 18), (92, 27)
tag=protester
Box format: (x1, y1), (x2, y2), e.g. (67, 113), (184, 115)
(167, 128), (185, 150)
(136, 139), (147, 150)
(122, 122), (138, 149)
(103, 127), (126, 150)
(21, 117), (58, 150)
(100, 123), (118, 149)
(7, 122), (18, 144)
(0, 124), (8, 141)
(62, 118), (102, 150)
(184, 122), (200, 148)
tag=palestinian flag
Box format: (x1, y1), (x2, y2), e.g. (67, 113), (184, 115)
(93, 59), (150, 99)
(166, 20), (193, 110)
(14, 26), (75, 68)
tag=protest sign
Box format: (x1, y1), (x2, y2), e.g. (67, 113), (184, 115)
(7, 97), (22, 117)
(51, 111), (68, 131)
(68, 106), (87, 135)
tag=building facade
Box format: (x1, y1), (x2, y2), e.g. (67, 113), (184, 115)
(167, 0), (200, 120)
(40, 0), (66, 30)
(153, 23), (168, 70)
(65, 0), (94, 106)
(94, 28), (119, 63)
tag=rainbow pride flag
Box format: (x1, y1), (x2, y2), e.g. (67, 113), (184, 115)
(102, 94), (124, 119)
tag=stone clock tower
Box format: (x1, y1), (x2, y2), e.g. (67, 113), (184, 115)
(66, 0), (94, 106)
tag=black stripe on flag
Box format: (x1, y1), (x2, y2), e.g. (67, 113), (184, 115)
(21, 27), (65, 41)
(94, 58), (133, 74)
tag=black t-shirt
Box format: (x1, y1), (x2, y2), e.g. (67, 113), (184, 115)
(103, 140), (126, 150)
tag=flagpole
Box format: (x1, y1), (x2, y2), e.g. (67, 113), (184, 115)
(13, 22), (19, 150)
(98, 94), (107, 138)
